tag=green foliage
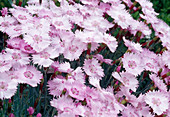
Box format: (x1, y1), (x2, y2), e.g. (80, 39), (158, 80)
(150, 0), (170, 25)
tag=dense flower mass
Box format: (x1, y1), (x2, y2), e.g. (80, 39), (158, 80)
(0, 0), (169, 116)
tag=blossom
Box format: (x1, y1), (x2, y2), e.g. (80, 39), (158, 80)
(17, 65), (43, 87)
(5, 48), (30, 67)
(50, 95), (75, 113)
(162, 50), (170, 67)
(0, 53), (12, 72)
(67, 81), (86, 100)
(75, 30), (103, 44)
(82, 15), (114, 32)
(70, 67), (85, 84)
(9, 8), (32, 24)
(52, 16), (71, 31)
(27, 107), (34, 115)
(0, 15), (16, 33)
(112, 72), (138, 91)
(23, 30), (51, 52)
(32, 47), (59, 67)
(144, 90), (169, 115)
(122, 53), (144, 76)
(123, 37), (143, 53)
(0, 72), (18, 99)
(93, 54), (112, 65)
(63, 38), (86, 61)
(51, 62), (73, 73)
(48, 77), (68, 97)
(36, 113), (42, 117)
(121, 105), (139, 117)
(102, 33), (118, 53)
(5, 25), (22, 38)
(1, 7), (8, 16)
(107, 8), (132, 29)
(7, 37), (23, 49)
(19, 40), (36, 54)
(150, 74), (167, 92)
(141, 49), (160, 72)
(83, 58), (104, 78)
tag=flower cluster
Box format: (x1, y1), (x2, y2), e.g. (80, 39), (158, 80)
(0, 0), (169, 116)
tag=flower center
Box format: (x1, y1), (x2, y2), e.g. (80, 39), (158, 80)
(14, 26), (22, 32)
(12, 53), (21, 61)
(33, 35), (42, 43)
(146, 63), (154, 69)
(54, 21), (63, 26)
(69, 45), (78, 53)
(24, 45), (33, 51)
(128, 61), (137, 69)
(0, 82), (8, 91)
(18, 15), (27, 20)
(66, 10), (74, 16)
(152, 98), (161, 106)
(71, 88), (79, 95)
(24, 71), (34, 79)
(40, 52), (50, 59)
(1, 22), (9, 27)
(122, 77), (129, 85)
(92, 21), (99, 27)
(118, 15), (126, 22)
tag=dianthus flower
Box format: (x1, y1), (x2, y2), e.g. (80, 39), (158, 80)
(144, 90), (169, 115)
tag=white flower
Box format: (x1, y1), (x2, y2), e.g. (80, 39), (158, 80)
(144, 90), (169, 115)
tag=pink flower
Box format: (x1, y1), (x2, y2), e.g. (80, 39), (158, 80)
(0, 72), (18, 99)
(32, 47), (59, 67)
(23, 31), (51, 52)
(17, 65), (43, 87)
(50, 96), (75, 112)
(150, 74), (167, 92)
(7, 37), (23, 49)
(122, 53), (144, 76)
(10, 8), (32, 24)
(19, 40), (36, 54)
(63, 38), (86, 61)
(48, 77), (67, 97)
(9, 113), (15, 117)
(71, 67), (85, 84)
(75, 30), (103, 44)
(51, 62), (73, 73)
(0, 15), (16, 33)
(144, 90), (169, 115)
(36, 113), (42, 117)
(1, 7), (8, 16)
(107, 8), (132, 29)
(52, 16), (71, 30)
(102, 33), (118, 53)
(121, 105), (139, 117)
(112, 72), (138, 91)
(82, 15), (114, 32)
(93, 54), (112, 65)
(0, 53), (12, 72)
(67, 81), (86, 100)
(27, 107), (34, 115)
(5, 48), (30, 67)
(123, 37), (143, 53)
(5, 25), (22, 38)
(130, 21), (151, 36)
(162, 50), (170, 67)
(141, 49), (160, 73)
(83, 58), (104, 78)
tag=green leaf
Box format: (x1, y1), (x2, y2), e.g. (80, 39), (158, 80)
(7, 0), (13, 6)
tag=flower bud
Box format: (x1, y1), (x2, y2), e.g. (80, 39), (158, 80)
(36, 113), (42, 117)
(27, 107), (34, 115)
